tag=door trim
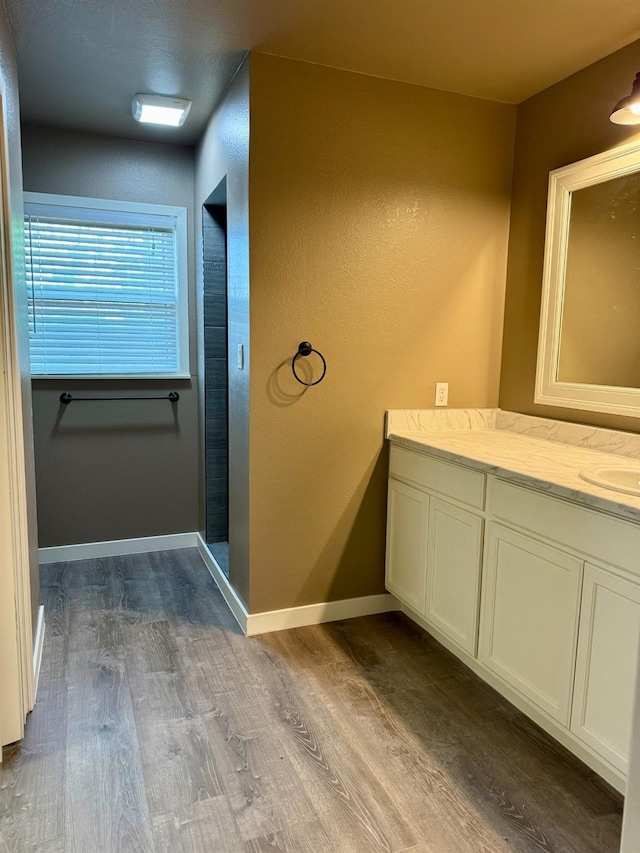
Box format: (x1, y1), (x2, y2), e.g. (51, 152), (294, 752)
(0, 77), (35, 747)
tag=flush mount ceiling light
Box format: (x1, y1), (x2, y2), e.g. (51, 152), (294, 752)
(610, 72), (640, 125)
(132, 94), (192, 127)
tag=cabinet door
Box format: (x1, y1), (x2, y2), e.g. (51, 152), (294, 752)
(479, 524), (582, 725)
(385, 479), (429, 614)
(425, 498), (483, 655)
(571, 563), (640, 775)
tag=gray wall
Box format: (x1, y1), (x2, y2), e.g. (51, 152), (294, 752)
(195, 59), (250, 606)
(22, 125), (199, 546)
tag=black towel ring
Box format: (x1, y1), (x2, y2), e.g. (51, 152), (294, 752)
(291, 341), (327, 387)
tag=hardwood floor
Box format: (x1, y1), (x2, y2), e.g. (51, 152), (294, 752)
(0, 549), (623, 852)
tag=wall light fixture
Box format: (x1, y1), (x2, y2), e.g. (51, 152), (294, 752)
(610, 73), (640, 125)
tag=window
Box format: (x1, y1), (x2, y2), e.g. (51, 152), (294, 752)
(24, 193), (189, 378)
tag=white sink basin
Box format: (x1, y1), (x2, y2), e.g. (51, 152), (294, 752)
(579, 465), (640, 496)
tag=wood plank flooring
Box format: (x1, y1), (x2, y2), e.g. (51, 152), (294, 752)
(0, 549), (623, 852)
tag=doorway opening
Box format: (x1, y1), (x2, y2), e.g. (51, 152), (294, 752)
(202, 178), (228, 576)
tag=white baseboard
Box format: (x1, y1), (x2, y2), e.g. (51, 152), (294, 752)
(38, 532), (199, 564)
(196, 534), (399, 636)
(32, 605), (45, 705)
(245, 593), (399, 636)
(196, 534), (248, 633)
(38, 531), (399, 638)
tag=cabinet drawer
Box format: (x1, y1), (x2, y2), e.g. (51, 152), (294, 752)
(491, 479), (640, 577)
(389, 445), (485, 509)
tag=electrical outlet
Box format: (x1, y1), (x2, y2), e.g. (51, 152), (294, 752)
(435, 382), (448, 407)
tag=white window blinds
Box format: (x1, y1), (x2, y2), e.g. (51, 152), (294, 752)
(24, 195), (189, 378)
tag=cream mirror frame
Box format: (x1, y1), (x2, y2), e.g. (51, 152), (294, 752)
(535, 138), (640, 417)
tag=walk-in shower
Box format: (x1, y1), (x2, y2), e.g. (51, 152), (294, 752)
(202, 178), (229, 576)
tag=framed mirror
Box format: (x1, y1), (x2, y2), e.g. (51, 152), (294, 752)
(535, 138), (640, 417)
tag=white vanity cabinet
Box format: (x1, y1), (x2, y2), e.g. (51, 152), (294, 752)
(488, 477), (640, 776)
(385, 479), (429, 613)
(386, 446), (485, 654)
(571, 562), (640, 776)
(425, 497), (483, 655)
(479, 523), (582, 725)
(386, 439), (640, 791)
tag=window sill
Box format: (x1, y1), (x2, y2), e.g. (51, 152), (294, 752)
(31, 374), (192, 381)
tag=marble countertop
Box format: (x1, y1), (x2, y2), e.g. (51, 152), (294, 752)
(386, 409), (640, 523)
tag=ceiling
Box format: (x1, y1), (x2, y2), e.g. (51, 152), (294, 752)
(6, 0), (640, 146)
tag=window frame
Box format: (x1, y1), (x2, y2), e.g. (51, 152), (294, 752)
(23, 192), (190, 380)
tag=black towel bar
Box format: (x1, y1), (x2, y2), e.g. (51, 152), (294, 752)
(60, 392), (179, 404)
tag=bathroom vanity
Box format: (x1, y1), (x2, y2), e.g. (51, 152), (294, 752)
(385, 408), (640, 793)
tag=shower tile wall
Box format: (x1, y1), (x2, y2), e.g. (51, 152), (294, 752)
(203, 205), (228, 544)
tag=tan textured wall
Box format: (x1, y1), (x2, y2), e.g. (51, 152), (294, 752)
(500, 39), (640, 429)
(195, 59), (251, 607)
(248, 54), (516, 613)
